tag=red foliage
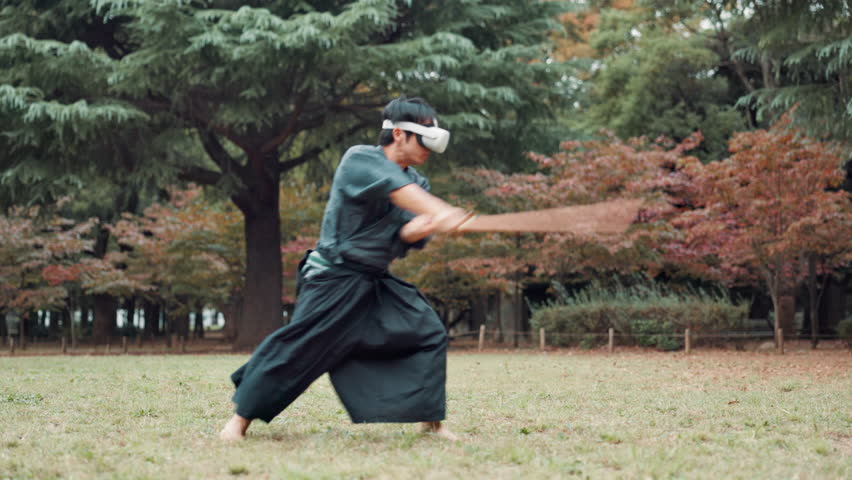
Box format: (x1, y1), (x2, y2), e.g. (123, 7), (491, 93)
(0, 205), (98, 311)
(664, 116), (851, 305)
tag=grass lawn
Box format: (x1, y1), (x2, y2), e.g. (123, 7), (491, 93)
(1, 348), (849, 479)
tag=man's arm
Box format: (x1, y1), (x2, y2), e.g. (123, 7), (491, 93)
(390, 184), (472, 235)
(398, 214), (434, 244)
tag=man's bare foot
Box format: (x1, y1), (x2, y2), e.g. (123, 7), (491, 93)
(421, 421), (459, 442)
(219, 414), (251, 442)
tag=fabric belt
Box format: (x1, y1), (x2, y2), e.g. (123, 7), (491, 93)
(300, 250), (388, 278)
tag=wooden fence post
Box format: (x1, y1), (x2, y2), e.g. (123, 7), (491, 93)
(539, 328), (545, 351)
(122, 337), (128, 354)
(61, 337), (67, 354)
(9, 337), (14, 355)
(685, 328), (691, 355)
(478, 325), (485, 352)
(777, 328), (784, 355)
(608, 328), (614, 353)
(106, 343), (111, 354)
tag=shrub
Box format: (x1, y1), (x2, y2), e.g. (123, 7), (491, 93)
(632, 318), (681, 351)
(838, 317), (852, 348)
(530, 278), (748, 350)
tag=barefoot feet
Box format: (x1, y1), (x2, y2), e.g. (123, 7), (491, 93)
(421, 421), (459, 442)
(219, 414), (251, 442)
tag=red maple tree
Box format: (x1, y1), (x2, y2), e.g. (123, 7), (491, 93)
(666, 116), (851, 336)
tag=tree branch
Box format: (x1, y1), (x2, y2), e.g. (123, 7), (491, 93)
(177, 166), (223, 186)
(197, 130), (247, 180)
(277, 145), (325, 173)
(277, 120), (370, 173)
(260, 91), (310, 154)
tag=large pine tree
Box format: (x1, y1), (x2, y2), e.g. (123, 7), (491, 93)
(0, 0), (570, 348)
(735, 0), (852, 142)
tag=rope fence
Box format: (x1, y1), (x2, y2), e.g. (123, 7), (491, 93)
(446, 326), (848, 355)
(3, 328), (844, 356)
(2, 333), (224, 357)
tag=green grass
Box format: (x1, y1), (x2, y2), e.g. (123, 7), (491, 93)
(1, 350), (849, 479)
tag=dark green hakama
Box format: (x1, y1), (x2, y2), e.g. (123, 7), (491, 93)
(230, 145), (446, 424)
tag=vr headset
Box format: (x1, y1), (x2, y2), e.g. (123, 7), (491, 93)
(382, 119), (450, 154)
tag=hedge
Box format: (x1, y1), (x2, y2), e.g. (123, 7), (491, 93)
(530, 281), (749, 350)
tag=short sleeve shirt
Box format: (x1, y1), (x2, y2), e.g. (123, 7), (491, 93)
(314, 145), (430, 270)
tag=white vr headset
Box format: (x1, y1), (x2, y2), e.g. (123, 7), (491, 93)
(382, 119), (450, 154)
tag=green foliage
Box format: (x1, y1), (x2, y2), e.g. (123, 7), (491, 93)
(1, 1), (576, 345)
(735, 0), (852, 142)
(0, 0), (575, 206)
(530, 278), (748, 349)
(838, 316), (852, 347)
(631, 317), (682, 351)
(583, 3), (745, 160)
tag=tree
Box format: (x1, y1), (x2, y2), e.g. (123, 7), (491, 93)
(457, 130), (706, 280)
(581, 1), (746, 160)
(393, 129), (706, 336)
(1, 0), (571, 348)
(392, 231), (520, 330)
(736, 0), (852, 142)
(666, 116), (852, 338)
(111, 183), (324, 339)
(590, 0), (852, 144)
(0, 203), (100, 342)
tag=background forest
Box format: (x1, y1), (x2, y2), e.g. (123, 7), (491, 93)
(1, 0), (850, 350)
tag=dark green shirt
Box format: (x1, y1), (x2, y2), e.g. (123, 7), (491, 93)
(315, 145), (430, 270)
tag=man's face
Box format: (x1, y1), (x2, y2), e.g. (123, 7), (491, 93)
(394, 118), (433, 167)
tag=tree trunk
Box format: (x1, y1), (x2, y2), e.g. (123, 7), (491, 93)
(471, 295), (487, 333)
(92, 294), (117, 343)
(220, 297), (242, 343)
(162, 306), (171, 346)
(143, 300), (159, 339)
(125, 297), (137, 335)
(760, 56), (777, 89)
(514, 283), (522, 348)
(807, 255), (819, 348)
(60, 307), (72, 346)
(68, 299), (78, 348)
(174, 312), (190, 340)
(19, 311), (27, 349)
(194, 311), (204, 339)
(80, 304), (91, 332)
(233, 175), (283, 350)
(22, 311), (38, 348)
(776, 294), (795, 340)
(90, 225), (115, 344)
(48, 310), (61, 336)
(820, 277), (847, 335)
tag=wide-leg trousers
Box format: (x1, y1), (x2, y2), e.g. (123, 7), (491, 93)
(230, 266), (447, 423)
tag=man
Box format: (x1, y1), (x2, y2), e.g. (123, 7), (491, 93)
(220, 96), (470, 441)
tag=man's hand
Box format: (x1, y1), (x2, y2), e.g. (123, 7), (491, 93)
(432, 208), (474, 233)
(399, 209), (474, 243)
(390, 184), (474, 241)
(399, 214), (435, 243)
